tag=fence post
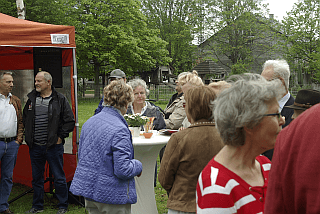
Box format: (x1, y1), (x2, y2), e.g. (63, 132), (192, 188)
(157, 84), (159, 101)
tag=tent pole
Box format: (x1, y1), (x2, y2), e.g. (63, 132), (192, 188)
(72, 48), (79, 146)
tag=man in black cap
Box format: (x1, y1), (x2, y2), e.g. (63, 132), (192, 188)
(94, 69), (126, 115)
(108, 69), (127, 82)
(285, 89), (320, 120)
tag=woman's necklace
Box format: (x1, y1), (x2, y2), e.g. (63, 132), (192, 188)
(190, 121), (215, 126)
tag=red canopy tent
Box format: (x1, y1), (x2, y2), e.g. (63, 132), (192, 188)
(0, 13), (79, 189)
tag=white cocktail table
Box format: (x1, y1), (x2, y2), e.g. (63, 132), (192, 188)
(132, 132), (170, 214)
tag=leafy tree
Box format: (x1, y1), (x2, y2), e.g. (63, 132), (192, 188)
(1, 0), (171, 98)
(0, 0), (17, 17)
(0, 0), (70, 25)
(197, 0), (279, 75)
(0, 0), (70, 24)
(281, 0), (320, 83)
(68, 0), (171, 97)
(313, 46), (320, 82)
(23, 0), (71, 25)
(140, 0), (199, 74)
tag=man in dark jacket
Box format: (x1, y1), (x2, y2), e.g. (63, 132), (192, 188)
(261, 59), (294, 161)
(94, 69), (126, 115)
(23, 71), (75, 214)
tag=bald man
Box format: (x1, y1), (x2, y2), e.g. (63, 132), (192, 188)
(23, 71), (75, 214)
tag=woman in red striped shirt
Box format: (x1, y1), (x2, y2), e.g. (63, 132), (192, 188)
(196, 73), (285, 214)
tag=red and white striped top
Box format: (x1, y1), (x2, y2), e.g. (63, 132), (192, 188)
(196, 155), (271, 214)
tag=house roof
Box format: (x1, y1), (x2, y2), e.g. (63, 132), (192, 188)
(192, 60), (226, 75)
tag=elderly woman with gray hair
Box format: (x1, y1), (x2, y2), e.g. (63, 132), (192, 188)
(126, 78), (166, 130)
(196, 73), (285, 214)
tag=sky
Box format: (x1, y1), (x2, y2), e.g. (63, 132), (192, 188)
(263, 0), (300, 20)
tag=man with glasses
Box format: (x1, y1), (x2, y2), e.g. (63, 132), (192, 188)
(261, 59), (294, 160)
(94, 69), (127, 115)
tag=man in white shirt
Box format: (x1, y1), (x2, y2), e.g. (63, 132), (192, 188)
(0, 71), (23, 214)
(261, 59), (294, 160)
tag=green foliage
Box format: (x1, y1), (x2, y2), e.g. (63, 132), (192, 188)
(0, 0), (16, 17)
(124, 114), (150, 127)
(140, 0), (198, 73)
(0, 0), (172, 95)
(313, 46), (320, 83)
(231, 60), (251, 74)
(4, 0), (71, 25)
(281, 0), (320, 83)
(69, 0), (171, 78)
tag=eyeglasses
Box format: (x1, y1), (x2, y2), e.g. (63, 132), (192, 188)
(263, 112), (281, 120)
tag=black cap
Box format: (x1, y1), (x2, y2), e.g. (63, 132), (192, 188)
(285, 89), (320, 110)
(109, 69), (126, 79)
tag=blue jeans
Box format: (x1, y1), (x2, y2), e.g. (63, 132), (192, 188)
(0, 140), (20, 212)
(29, 144), (68, 210)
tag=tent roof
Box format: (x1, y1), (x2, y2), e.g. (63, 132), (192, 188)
(0, 13), (75, 48)
(0, 13), (75, 70)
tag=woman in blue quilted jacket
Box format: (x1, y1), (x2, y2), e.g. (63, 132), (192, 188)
(70, 80), (143, 214)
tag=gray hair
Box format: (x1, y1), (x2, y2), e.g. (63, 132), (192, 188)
(0, 71), (13, 80)
(127, 78), (149, 96)
(213, 73), (284, 147)
(263, 59), (290, 89)
(38, 71), (53, 85)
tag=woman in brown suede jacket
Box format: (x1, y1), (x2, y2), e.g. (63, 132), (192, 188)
(158, 85), (224, 214)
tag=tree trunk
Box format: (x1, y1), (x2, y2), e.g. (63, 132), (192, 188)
(16, 0), (25, 19)
(102, 72), (106, 89)
(94, 64), (100, 98)
(82, 78), (85, 98)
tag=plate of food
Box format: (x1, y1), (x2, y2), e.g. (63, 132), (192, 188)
(159, 129), (179, 135)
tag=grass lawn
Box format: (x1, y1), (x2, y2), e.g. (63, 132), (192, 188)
(9, 98), (168, 214)
(8, 183), (86, 214)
